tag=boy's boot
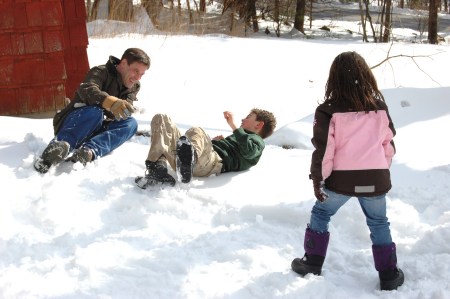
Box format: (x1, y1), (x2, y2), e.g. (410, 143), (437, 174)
(135, 159), (175, 189)
(176, 136), (195, 183)
(372, 243), (405, 291)
(291, 228), (330, 276)
(34, 141), (70, 173)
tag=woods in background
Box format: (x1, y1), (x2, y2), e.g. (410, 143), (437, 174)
(85, 0), (447, 44)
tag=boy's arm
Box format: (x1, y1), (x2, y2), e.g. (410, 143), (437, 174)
(223, 111), (237, 131)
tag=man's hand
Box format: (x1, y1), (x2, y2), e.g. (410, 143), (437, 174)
(102, 96), (135, 120)
(313, 179), (328, 202)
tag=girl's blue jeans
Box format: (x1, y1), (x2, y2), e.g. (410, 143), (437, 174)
(309, 188), (393, 246)
(53, 106), (137, 159)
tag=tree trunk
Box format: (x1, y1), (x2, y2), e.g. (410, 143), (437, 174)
(142, 0), (162, 28)
(358, 0), (368, 42)
(309, 0), (313, 29)
(382, 0), (392, 42)
(200, 0), (206, 12)
(90, 0), (101, 21)
(364, 0), (378, 42)
(274, 0), (280, 36)
(247, 0), (259, 33)
(109, 0), (133, 22)
(186, 0), (193, 23)
(294, 0), (306, 34)
(428, 0), (439, 44)
(86, 0), (92, 19)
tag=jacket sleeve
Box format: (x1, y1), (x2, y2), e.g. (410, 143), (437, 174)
(127, 83), (140, 103)
(383, 108), (396, 167)
(310, 106), (333, 181)
(75, 66), (110, 106)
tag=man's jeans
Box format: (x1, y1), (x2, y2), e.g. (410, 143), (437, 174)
(309, 188), (393, 246)
(54, 106), (137, 159)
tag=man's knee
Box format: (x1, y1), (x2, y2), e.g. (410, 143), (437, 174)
(127, 117), (138, 134)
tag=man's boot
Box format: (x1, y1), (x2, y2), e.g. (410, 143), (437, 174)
(372, 243), (405, 291)
(34, 141), (70, 173)
(291, 228), (330, 276)
(69, 147), (93, 165)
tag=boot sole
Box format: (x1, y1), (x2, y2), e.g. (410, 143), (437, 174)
(291, 258), (322, 276)
(135, 175), (175, 189)
(35, 142), (69, 173)
(380, 268), (404, 291)
(176, 137), (194, 183)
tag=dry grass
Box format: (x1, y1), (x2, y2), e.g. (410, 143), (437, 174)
(88, 3), (257, 38)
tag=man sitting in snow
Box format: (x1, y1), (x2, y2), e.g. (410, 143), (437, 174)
(135, 109), (277, 188)
(34, 48), (151, 174)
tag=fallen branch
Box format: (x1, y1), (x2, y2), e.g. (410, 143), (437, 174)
(371, 43), (442, 86)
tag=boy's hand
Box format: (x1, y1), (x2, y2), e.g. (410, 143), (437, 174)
(223, 111), (237, 130)
(213, 135), (224, 140)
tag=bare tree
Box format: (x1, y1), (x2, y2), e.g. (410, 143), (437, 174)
(200, 0), (206, 12)
(109, 0), (134, 22)
(358, 0), (369, 42)
(274, 0), (281, 36)
(294, 0), (306, 33)
(381, 0), (393, 42)
(428, 0), (439, 44)
(86, 0), (92, 19)
(371, 43), (441, 86)
(239, 0), (259, 33)
(222, 0), (259, 33)
(89, 0), (101, 21)
(222, 0), (237, 32)
(142, 0), (163, 28)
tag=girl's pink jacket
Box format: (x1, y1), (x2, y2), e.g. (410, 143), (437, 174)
(310, 100), (396, 197)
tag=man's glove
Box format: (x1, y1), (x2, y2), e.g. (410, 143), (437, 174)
(102, 96), (135, 120)
(313, 179), (328, 202)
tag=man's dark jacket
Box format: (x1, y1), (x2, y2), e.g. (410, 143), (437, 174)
(53, 56), (140, 135)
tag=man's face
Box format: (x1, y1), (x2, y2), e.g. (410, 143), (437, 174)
(117, 60), (148, 88)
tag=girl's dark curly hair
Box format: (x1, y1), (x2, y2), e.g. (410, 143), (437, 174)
(324, 51), (385, 112)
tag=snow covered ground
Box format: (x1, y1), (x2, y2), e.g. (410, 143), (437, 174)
(1, 7), (450, 299)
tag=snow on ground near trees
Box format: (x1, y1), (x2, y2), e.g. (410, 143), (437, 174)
(1, 15), (450, 299)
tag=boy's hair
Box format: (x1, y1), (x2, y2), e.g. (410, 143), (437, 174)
(121, 48), (151, 70)
(251, 108), (277, 139)
(324, 51), (385, 112)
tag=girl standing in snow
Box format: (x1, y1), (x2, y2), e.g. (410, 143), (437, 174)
(291, 51), (404, 291)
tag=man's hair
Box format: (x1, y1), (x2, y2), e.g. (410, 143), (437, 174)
(251, 108), (277, 139)
(121, 48), (151, 70)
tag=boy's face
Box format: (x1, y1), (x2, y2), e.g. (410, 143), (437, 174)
(240, 113), (263, 132)
(117, 60), (148, 88)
